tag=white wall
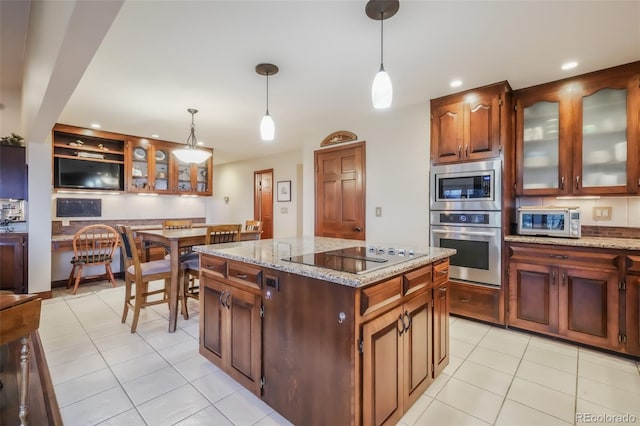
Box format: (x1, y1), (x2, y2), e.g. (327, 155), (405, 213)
(209, 149), (303, 238)
(302, 103), (432, 248)
(0, 88), (21, 136)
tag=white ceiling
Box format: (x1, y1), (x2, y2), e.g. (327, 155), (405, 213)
(5, 1), (640, 164)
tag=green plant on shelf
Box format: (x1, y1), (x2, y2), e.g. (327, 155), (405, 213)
(0, 133), (24, 146)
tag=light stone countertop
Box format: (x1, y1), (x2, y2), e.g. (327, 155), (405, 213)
(193, 236), (456, 288)
(505, 235), (640, 250)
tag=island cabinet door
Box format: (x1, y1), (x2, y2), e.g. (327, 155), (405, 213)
(433, 282), (449, 377)
(362, 305), (404, 426)
(626, 275), (640, 356)
(403, 291), (433, 407)
(227, 286), (262, 395)
(201, 280), (226, 366)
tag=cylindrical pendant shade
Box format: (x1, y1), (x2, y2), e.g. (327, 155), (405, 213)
(371, 69), (392, 109)
(260, 113), (275, 141)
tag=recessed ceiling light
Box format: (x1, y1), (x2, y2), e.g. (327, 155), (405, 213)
(450, 80), (463, 88)
(90, 123), (101, 128)
(151, 134), (159, 138)
(561, 61), (578, 71)
(197, 141), (204, 146)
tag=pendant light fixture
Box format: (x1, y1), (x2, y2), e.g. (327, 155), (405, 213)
(255, 63), (279, 141)
(366, 0), (399, 109)
(172, 108), (212, 164)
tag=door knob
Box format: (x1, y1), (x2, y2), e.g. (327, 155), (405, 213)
(354, 227), (362, 232)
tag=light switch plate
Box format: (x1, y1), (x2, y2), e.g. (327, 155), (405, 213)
(593, 206), (612, 221)
(375, 207), (382, 217)
(281, 207), (288, 214)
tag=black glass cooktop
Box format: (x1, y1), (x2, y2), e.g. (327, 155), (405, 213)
(282, 246), (421, 275)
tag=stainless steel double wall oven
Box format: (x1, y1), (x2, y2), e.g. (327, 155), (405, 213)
(430, 159), (502, 287)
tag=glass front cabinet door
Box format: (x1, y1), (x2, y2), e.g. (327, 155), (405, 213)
(127, 139), (174, 194)
(172, 151), (213, 195)
(515, 62), (639, 196)
(515, 86), (569, 195)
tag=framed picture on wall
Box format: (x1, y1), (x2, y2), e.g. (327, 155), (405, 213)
(277, 180), (291, 202)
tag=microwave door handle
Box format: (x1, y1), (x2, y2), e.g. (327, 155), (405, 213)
(431, 229), (497, 237)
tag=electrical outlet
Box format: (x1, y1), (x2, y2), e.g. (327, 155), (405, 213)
(375, 207), (382, 217)
(593, 206), (612, 221)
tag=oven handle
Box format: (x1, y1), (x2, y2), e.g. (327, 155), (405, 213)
(431, 229), (498, 237)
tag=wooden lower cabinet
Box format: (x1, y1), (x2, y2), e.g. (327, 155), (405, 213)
(508, 243), (622, 352)
(362, 290), (433, 426)
(200, 275), (262, 395)
(0, 233), (27, 293)
(625, 275), (640, 356)
(449, 280), (503, 324)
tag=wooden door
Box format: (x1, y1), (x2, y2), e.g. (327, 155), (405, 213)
(403, 292), (433, 407)
(227, 286), (263, 395)
(362, 306), (403, 426)
(315, 142), (365, 239)
(254, 169), (273, 239)
(200, 279), (226, 367)
(625, 275), (640, 356)
(508, 262), (559, 334)
(559, 267), (620, 350)
(431, 101), (464, 164)
(466, 91), (501, 161)
(433, 283), (449, 377)
(0, 235), (25, 293)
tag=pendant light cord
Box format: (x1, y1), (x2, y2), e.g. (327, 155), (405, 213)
(265, 73), (270, 115)
(379, 11), (384, 71)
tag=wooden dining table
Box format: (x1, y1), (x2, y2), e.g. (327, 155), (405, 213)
(136, 227), (260, 332)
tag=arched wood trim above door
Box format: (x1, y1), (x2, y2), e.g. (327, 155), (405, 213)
(320, 130), (358, 147)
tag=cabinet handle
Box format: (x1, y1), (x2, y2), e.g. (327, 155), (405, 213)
(438, 269), (448, 275)
(465, 145), (469, 158)
(397, 315), (405, 336)
(561, 272), (566, 286)
(575, 175), (580, 190)
(549, 254), (569, 260)
(560, 176), (565, 190)
(458, 297), (469, 302)
(552, 271), (556, 282)
(223, 290), (231, 308)
(403, 311), (412, 332)
(235, 273), (248, 279)
(458, 146), (462, 158)
(219, 291), (225, 307)
(439, 286), (447, 293)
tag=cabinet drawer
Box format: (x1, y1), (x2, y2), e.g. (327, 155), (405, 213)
(433, 260), (450, 286)
(449, 282), (501, 324)
(403, 266), (432, 296)
(360, 276), (403, 317)
(509, 244), (618, 270)
(227, 261), (263, 290)
(626, 255), (640, 275)
(200, 255), (227, 279)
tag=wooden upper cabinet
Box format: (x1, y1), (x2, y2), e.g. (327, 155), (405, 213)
(431, 82), (511, 164)
(127, 139), (173, 194)
(0, 146), (27, 200)
(514, 61), (640, 196)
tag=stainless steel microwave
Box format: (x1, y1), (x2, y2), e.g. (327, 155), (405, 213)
(518, 206), (581, 238)
(430, 159), (502, 211)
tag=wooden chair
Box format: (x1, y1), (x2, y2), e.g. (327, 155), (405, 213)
(244, 219), (263, 233)
(162, 219), (193, 230)
(181, 224), (242, 319)
(117, 225), (174, 333)
(67, 224), (119, 294)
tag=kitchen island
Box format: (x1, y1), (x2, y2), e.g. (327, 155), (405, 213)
(193, 237), (455, 426)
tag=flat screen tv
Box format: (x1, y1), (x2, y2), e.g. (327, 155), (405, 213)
(54, 157), (124, 191)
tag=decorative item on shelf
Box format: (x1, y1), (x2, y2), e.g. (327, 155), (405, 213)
(156, 171), (167, 179)
(133, 147), (146, 160)
(0, 133), (24, 146)
(155, 150), (166, 161)
(320, 130), (358, 147)
(255, 63), (279, 141)
(366, 0), (398, 109)
(77, 152), (104, 160)
(173, 108), (212, 164)
(132, 167), (143, 177)
(178, 168), (189, 181)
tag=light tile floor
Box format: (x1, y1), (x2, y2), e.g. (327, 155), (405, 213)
(40, 280), (640, 426)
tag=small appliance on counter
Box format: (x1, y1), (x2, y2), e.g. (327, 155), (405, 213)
(517, 206), (581, 238)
